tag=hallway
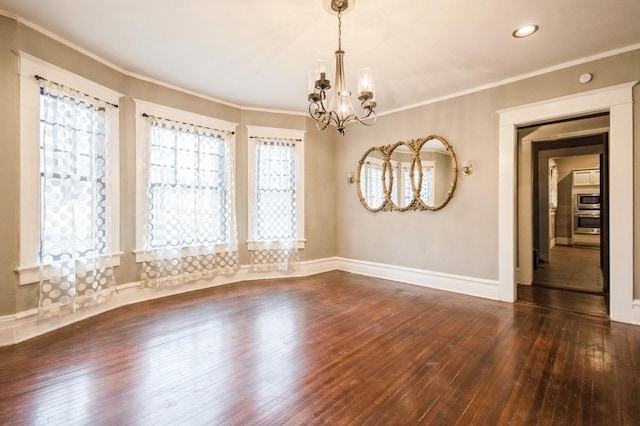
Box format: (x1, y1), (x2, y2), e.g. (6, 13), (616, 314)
(517, 245), (608, 317)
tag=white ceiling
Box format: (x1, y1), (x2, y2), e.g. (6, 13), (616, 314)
(2, 0), (640, 114)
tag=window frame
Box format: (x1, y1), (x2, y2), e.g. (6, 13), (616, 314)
(246, 125), (306, 251)
(134, 99), (238, 262)
(17, 52), (122, 285)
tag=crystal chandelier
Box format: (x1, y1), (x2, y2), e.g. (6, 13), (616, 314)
(308, 0), (377, 136)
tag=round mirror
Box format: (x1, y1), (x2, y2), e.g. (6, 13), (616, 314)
(415, 136), (457, 210)
(387, 141), (417, 210)
(357, 147), (387, 211)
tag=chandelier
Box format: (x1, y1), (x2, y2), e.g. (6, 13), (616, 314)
(307, 0), (376, 135)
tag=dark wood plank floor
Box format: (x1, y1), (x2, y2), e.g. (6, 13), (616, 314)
(1, 271), (639, 425)
(517, 285), (609, 318)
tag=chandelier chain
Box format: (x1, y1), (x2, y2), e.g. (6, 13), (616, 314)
(338, 9), (342, 50)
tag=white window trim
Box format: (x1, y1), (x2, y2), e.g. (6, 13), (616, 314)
(246, 125), (306, 250)
(133, 99), (238, 263)
(16, 52), (122, 285)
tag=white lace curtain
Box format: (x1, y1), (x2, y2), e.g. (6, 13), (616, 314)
(420, 165), (435, 205)
(363, 161), (384, 207)
(403, 165), (434, 205)
(38, 79), (116, 316)
(140, 116), (238, 287)
(249, 137), (299, 272)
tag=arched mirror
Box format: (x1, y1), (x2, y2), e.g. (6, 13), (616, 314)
(415, 136), (457, 210)
(388, 141), (417, 210)
(356, 135), (458, 211)
(356, 147), (387, 211)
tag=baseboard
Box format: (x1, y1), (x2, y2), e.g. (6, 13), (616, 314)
(556, 237), (572, 246)
(335, 257), (500, 301)
(0, 257), (340, 347)
(633, 300), (640, 325)
(14, 256), (614, 346)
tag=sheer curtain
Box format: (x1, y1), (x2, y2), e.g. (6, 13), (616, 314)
(249, 137), (299, 272)
(420, 165), (434, 205)
(38, 80), (116, 316)
(363, 161), (384, 207)
(140, 116), (238, 287)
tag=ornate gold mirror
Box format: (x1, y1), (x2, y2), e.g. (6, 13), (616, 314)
(388, 141), (416, 210)
(357, 147), (388, 211)
(415, 136), (457, 210)
(356, 135), (458, 212)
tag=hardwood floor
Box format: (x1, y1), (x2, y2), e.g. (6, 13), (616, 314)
(534, 245), (603, 293)
(1, 271), (639, 424)
(517, 284), (609, 318)
(519, 245), (608, 317)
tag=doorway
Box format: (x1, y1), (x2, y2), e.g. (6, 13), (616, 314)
(519, 129), (610, 317)
(497, 82), (635, 324)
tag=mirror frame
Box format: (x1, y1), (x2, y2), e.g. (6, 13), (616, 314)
(356, 146), (392, 212)
(387, 140), (419, 211)
(415, 135), (458, 211)
(356, 135), (458, 212)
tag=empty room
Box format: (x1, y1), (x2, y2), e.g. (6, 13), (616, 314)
(1, 0), (640, 424)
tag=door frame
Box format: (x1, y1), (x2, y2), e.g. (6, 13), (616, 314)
(497, 82), (636, 324)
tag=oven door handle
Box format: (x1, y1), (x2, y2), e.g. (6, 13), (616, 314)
(575, 211), (600, 217)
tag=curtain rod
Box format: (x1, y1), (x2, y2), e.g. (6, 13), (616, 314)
(249, 135), (302, 142)
(34, 75), (119, 109)
(142, 113), (235, 135)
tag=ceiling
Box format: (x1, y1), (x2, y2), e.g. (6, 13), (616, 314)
(1, 0), (640, 115)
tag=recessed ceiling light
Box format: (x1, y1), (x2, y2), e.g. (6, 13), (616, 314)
(512, 24), (539, 38)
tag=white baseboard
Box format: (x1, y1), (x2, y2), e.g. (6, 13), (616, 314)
(335, 257), (500, 301)
(633, 300), (640, 325)
(11, 257), (630, 347)
(0, 257), (339, 347)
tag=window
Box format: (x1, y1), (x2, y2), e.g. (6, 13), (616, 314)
(361, 159), (384, 208)
(419, 162), (435, 205)
(17, 53), (121, 287)
(135, 100), (238, 286)
(247, 126), (305, 271)
(146, 119), (232, 248)
(402, 165), (413, 205)
(39, 81), (111, 262)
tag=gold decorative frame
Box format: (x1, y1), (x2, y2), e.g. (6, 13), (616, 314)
(356, 135), (458, 212)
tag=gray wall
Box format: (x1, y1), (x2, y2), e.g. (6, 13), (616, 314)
(1, 13), (640, 318)
(335, 49), (640, 294)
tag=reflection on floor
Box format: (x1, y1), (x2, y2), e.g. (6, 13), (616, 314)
(517, 245), (608, 318)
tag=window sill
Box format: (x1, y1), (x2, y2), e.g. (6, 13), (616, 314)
(246, 240), (306, 251)
(15, 252), (123, 286)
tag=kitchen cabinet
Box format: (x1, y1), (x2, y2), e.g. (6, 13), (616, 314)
(573, 169), (600, 186)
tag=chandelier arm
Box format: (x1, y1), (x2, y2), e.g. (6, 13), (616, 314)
(355, 114), (377, 127)
(308, 103), (324, 120)
(315, 118), (333, 132)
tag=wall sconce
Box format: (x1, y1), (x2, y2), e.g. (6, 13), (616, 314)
(462, 161), (474, 176)
(347, 171), (355, 184)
